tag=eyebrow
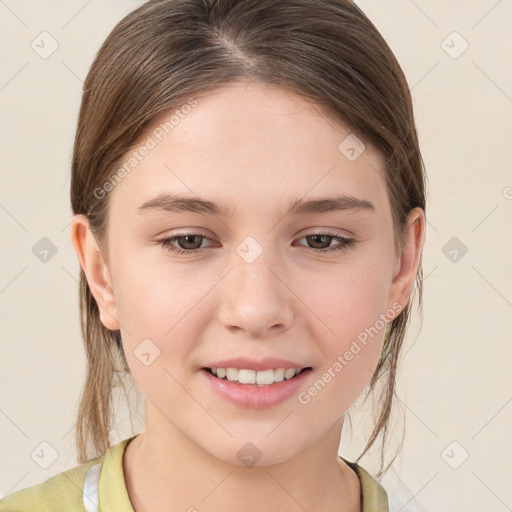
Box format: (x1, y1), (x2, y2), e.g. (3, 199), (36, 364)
(137, 192), (375, 218)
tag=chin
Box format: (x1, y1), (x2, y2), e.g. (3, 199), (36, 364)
(203, 436), (304, 469)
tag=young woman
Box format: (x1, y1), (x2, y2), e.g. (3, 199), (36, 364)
(0, 0), (426, 510)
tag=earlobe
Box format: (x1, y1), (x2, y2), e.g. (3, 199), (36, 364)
(387, 207), (425, 313)
(70, 214), (120, 331)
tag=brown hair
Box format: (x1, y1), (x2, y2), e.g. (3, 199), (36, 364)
(71, 0), (427, 477)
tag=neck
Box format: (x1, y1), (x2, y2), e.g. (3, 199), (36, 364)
(123, 410), (361, 512)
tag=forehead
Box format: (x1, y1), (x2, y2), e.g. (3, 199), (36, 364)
(108, 81), (387, 218)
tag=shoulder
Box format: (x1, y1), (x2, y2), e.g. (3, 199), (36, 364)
(339, 456), (390, 512)
(0, 455), (102, 512)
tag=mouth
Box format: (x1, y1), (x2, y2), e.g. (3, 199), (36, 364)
(202, 366), (313, 387)
(201, 365), (314, 408)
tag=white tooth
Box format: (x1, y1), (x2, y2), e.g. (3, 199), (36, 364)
(238, 369), (256, 384)
(213, 367), (303, 384)
(256, 369), (275, 385)
(284, 368), (297, 380)
(273, 368), (285, 382)
(226, 368), (239, 381)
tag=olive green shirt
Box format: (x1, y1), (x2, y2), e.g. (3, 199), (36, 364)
(0, 436), (389, 511)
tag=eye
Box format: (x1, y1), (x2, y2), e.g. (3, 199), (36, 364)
(295, 231), (356, 253)
(158, 234), (214, 255)
(157, 231), (356, 256)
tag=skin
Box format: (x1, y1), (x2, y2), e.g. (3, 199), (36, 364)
(71, 80), (425, 512)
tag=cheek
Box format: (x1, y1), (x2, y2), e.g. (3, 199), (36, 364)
(114, 261), (205, 404)
(113, 253), (211, 331)
(112, 257), (217, 388)
(304, 293), (387, 415)
(306, 256), (391, 334)
(303, 257), (389, 395)
(306, 342), (383, 420)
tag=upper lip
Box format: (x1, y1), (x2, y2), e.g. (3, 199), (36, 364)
(203, 357), (312, 372)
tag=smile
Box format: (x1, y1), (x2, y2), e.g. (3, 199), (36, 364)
(205, 367), (311, 386)
(201, 367), (313, 409)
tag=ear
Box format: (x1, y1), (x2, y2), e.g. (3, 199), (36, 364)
(70, 214), (120, 331)
(387, 207), (426, 313)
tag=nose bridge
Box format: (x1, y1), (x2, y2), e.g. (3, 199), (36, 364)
(218, 235), (293, 334)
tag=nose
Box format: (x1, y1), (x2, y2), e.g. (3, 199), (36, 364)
(217, 246), (294, 338)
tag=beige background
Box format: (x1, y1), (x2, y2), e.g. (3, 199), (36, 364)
(1, 1), (511, 510)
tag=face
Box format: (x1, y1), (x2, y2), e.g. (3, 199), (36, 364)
(73, 80), (422, 467)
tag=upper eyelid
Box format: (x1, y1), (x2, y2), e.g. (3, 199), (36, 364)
(159, 224), (355, 237)
(158, 230), (353, 241)
(158, 231), (354, 248)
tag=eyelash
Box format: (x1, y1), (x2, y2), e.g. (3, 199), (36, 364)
(157, 231), (356, 255)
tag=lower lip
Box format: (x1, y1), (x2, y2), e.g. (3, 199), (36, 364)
(201, 368), (312, 409)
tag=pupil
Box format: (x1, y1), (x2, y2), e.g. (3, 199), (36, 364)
(309, 234), (329, 249)
(182, 235), (200, 249)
